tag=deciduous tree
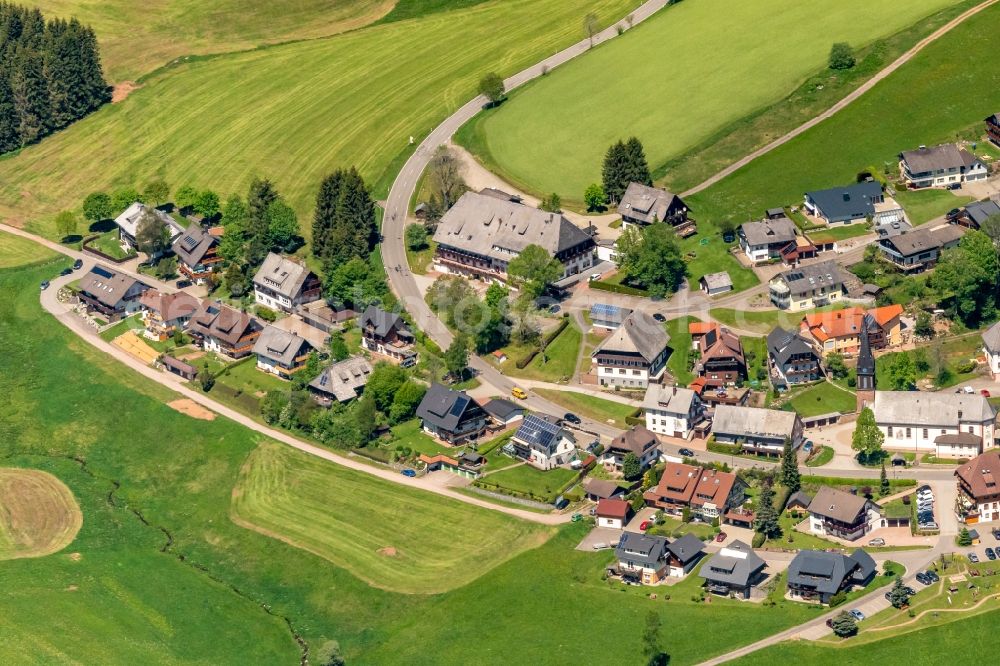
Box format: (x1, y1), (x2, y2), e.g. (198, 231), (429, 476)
(426, 147), (466, 212)
(134, 210), (169, 256)
(444, 334), (470, 380)
(195, 189), (220, 219)
(54, 209), (77, 239)
(584, 183), (606, 212)
(82, 192), (113, 223)
(405, 223), (428, 250)
(828, 42), (856, 70)
(478, 72), (505, 106)
(617, 224), (686, 298)
(143, 179), (169, 206)
(507, 244), (562, 298)
(622, 452), (642, 481)
(389, 380), (426, 424)
(851, 407), (885, 464)
(111, 187), (141, 212)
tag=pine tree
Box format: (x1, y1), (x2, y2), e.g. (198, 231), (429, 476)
(42, 17), (75, 130)
(601, 140), (628, 204)
(312, 169), (343, 262)
(753, 480), (782, 539)
(0, 74), (18, 153)
(246, 177), (279, 264)
(879, 462), (890, 498)
(780, 438), (801, 493)
(326, 167), (376, 267)
(623, 136), (652, 186)
(10, 46), (50, 145)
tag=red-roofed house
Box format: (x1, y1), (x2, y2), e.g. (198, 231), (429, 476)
(596, 498), (631, 529)
(956, 450), (1000, 523)
(801, 305), (903, 357)
(643, 461), (701, 514)
(689, 322), (746, 387)
(691, 469), (748, 522)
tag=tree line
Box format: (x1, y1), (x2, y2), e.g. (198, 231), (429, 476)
(0, 1), (110, 154)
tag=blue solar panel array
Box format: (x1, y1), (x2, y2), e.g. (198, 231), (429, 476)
(516, 414), (562, 453)
(590, 303), (621, 318)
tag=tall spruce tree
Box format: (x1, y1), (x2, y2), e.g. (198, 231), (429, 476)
(623, 136), (652, 186)
(601, 139), (628, 204)
(246, 177), (279, 264)
(10, 45), (49, 145)
(0, 74), (18, 153)
(753, 480), (782, 539)
(312, 169), (343, 262)
(780, 438), (801, 493)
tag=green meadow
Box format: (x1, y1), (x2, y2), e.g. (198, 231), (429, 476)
(462, 0), (961, 204)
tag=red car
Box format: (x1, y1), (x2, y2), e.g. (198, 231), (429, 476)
(982, 389), (992, 398)
(715, 532), (727, 543)
(639, 521), (651, 531)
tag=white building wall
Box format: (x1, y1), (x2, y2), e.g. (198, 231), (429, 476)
(598, 364), (650, 389)
(645, 408), (692, 438)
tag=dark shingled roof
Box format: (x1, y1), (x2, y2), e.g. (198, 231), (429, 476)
(805, 181), (883, 223)
(767, 326), (815, 367)
(665, 533), (704, 565)
(172, 222), (218, 267)
(698, 540), (766, 587)
(415, 383), (482, 432)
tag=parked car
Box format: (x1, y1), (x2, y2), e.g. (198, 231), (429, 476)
(60, 267), (73, 276)
(904, 586), (916, 596)
(962, 385), (975, 394)
(639, 521), (652, 531)
(716, 532), (727, 543)
(915, 572), (932, 585)
(400, 468), (416, 478)
(588, 272), (603, 282)
(592, 542), (609, 550)
(678, 448), (695, 458)
(39, 280), (50, 290)
(868, 537), (886, 547)
(982, 389), (992, 398)
(563, 412), (582, 425)
(802, 440), (814, 453)
(849, 609), (866, 622)
(825, 618), (834, 628)
(511, 387), (528, 400)
(986, 548), (997, 561)
(919, 521), (939, 530)
(652, 313), (666, 323)
(176, 279), (192, 288)
(970, 553), (980, 564)
(549, 304), (560, 314)
(72, 258), (83, 270)
(992, 527), (1000, 540)
(925, 570), (940, 582)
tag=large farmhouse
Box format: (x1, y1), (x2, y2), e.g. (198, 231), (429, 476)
(591, 310), (669, 389)
(432, 192), (596, 284)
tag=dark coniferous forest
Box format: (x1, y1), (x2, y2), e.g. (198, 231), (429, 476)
(0, 1), (109, 155)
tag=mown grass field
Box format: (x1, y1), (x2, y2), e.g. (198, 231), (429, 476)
(665, 315), (698, 384)
(33, 0), (398, 81)
(783, 381), (857, 417)
(461, 0), (960, 204)
(1, 0), (640, 239)
(894, 188), (974, 225)
(687, 1), (1000, 226)
(503, 319), (582, 382)
(0, 468), (82, 560)
(475, 463), (577, 503)
(232, 442), (552, 594)
(0, 235), (56, 269)
(711, 304), (847, 335)
(1, 255), (826, 664)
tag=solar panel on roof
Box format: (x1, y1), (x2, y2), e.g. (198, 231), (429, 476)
(449, 395), (469, 417)
(93, 266), (114, 279)
(591, 303), (620, 317)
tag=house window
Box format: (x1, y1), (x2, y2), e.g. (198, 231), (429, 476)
(922, 429), (928, 439)
(905, 428), (911, 438)
(887, 426), (893, 438)
(970, 426), (976, 434)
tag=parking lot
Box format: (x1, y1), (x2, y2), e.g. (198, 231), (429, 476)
(575, 526), (623, 552)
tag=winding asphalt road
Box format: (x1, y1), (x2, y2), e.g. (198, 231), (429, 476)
(380, 0), (670, 435)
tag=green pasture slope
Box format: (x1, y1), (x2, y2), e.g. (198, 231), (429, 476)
(0, 242), (821, 663)
(688, 1), (1000, 225)
(32, 0), (397, 81)
(463, 0), (961, 204)
(0, 0), (640, 241)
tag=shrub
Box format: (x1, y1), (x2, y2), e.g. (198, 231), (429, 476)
(589, 280), (647, 296)
(708, 440), (742, 456)
(751, 531), (765, 548)
(956, 359), (977, 374)
(828, 591), (847, 608)
(256, 306), (278, 322)
(828, 42), (856, 70)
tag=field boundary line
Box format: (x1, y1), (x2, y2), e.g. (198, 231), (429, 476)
(681, 0), (1000, 197)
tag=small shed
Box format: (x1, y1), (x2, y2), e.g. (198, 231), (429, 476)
(786, 490), (812, 514)
(968, 528), (981, 545)
(595, 498), (631, 530)
(766, 207), (786, 219)
(414, 202), (429, 219)
(891, 453), (907, 467)
(699, 272), (733, 296)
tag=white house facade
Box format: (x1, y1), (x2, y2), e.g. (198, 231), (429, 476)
(874, 391), (996, 457)
(642, 385), (703, 439)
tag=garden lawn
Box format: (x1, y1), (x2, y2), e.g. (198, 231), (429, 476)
(86, 231), (135, 260)
(232, 442), (553, 593)
(687, 1), (1000, 226)
(876, 333), (984, 389)
(504, 319), (582, 383)
(534, 388), (638, 429)
(783, 381), (857, 417)
(894, 188), (974, 225)
(3, 0), (640, 240)
(806, 446), (835, 467)
(474, 463), (577, 504)
(665, 315), (699, 385)
(742, 336), (769, 388)
(406, 239), (437, 275)
(0, 257), (826, 665)
(764, 512), (843, 551)
(804, 224), (872, 244)
(97, 314), (144, 343)
(679, 228), (758, 295)
(460, 0), (960, 205)
(387, 419), (455, 458)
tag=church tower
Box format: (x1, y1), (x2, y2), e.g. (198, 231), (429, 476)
(856, 321), (876, 411)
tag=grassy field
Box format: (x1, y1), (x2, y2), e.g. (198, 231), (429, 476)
(475, 463), (578, 504)
(0, 468), (82, 560)
(665, 316), (698, 384)
(742, 336), (768, 388)
(534, 388), (637, 428)
(876, 333), (984, 389)
(735, 607), (1000, 665)
(33, 0), (398, 81)
(232, 442), (552, 594)
(783, 381), (857, 417)
(0, 254), (836, 663)
(459, 0), (961, 204)
(805, 446), (835, 467)
(0, 234), (57, 268)
(894, 188), (974, 225)
(1, 0), (639, 239)
(687, 1), (1000, 226)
